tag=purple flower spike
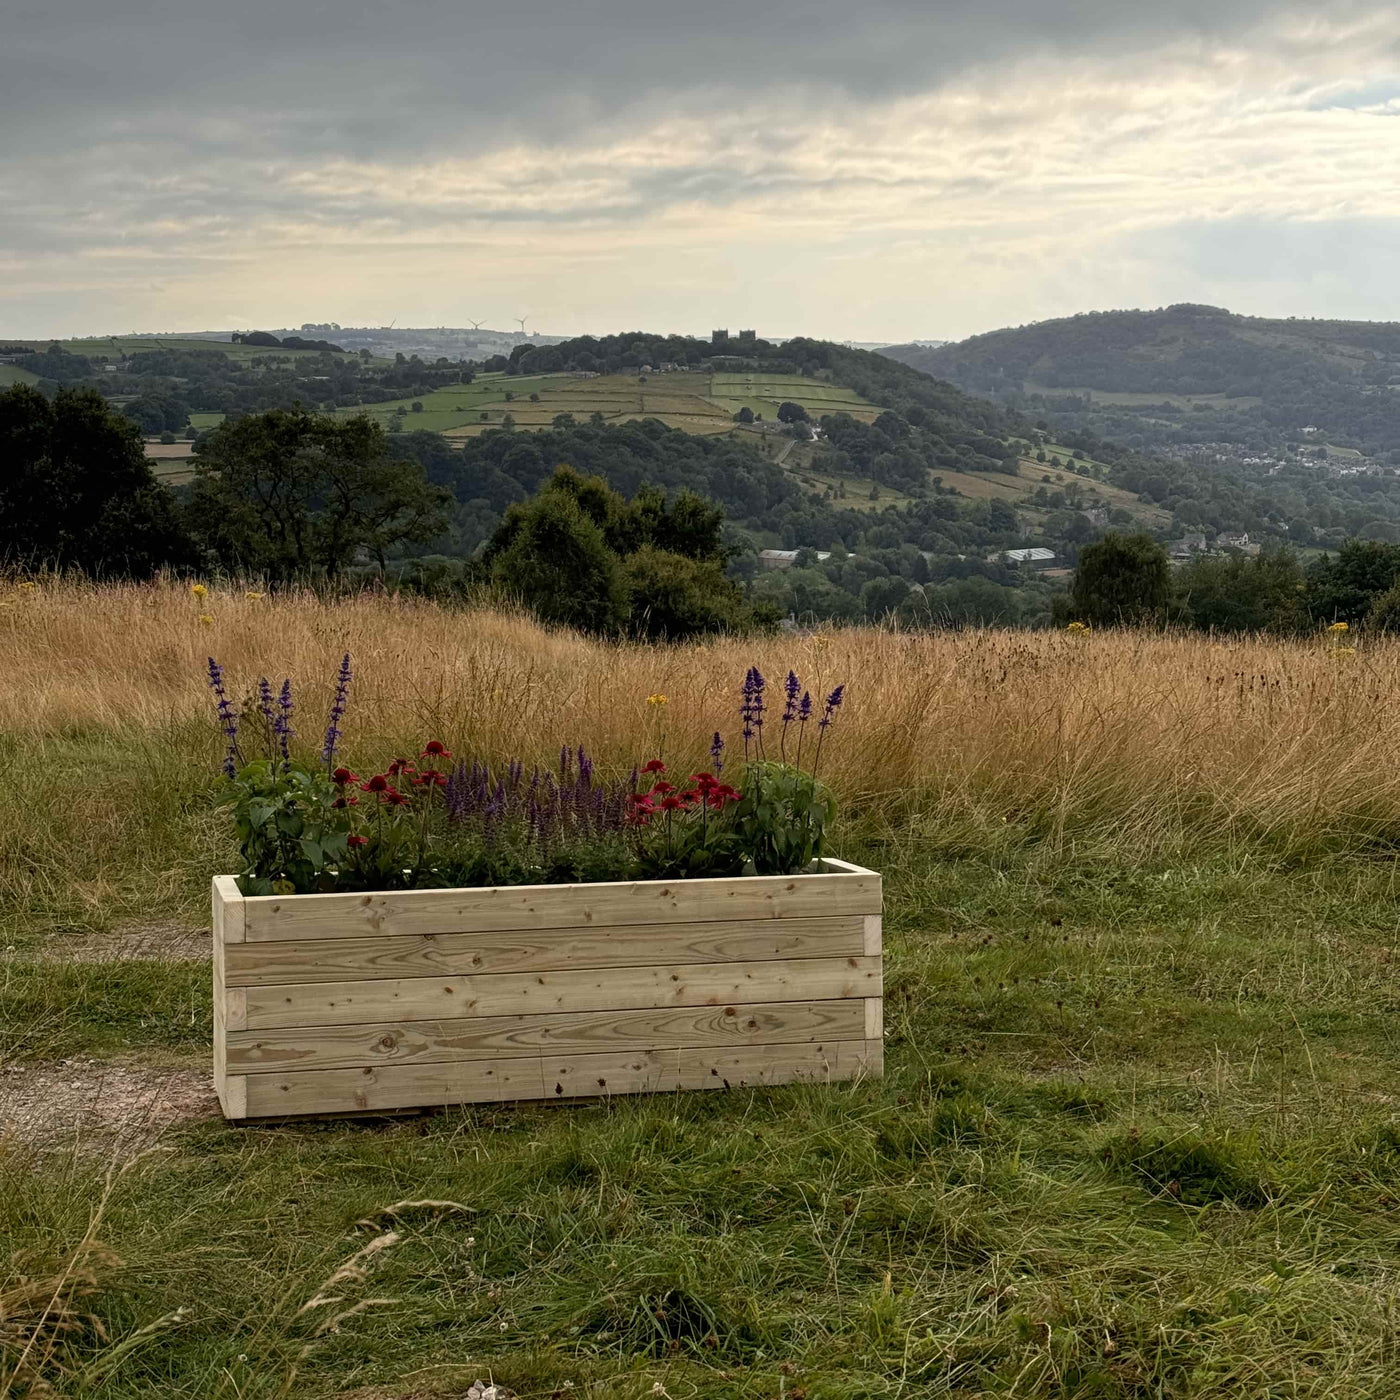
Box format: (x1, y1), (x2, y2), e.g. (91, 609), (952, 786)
(710, 731), (725, 774)
(207, 656), (242, 778)
(322, 652), (352, 770)
(819, 683), (845, 730)
(274, 678), (294, 761)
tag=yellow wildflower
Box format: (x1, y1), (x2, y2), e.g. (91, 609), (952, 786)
(1065, 620), (1090, 635)
(199, 613), (214, 627)
(191, 583), (208, 600)
(245, 590), (265, 601)
(646, 693), (668, 707)
(1328, 620), (1348, 633)
(1334, 645), (1357, 658)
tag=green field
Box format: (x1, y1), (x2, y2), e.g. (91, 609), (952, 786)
(16, 336), (360, 365)
(332, 371), (888, 440)
(0, 363), (39, 387)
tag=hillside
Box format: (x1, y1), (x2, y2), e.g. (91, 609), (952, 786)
(884, 306), (1400, 548)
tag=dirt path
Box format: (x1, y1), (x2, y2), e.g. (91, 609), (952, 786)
(0, 1058), (220, 1153)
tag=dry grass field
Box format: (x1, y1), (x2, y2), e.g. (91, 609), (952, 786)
(8, 578), (1400, 1399)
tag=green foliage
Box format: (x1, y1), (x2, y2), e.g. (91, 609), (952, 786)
(1070, 531), (1170, 626)
(1305, 539), (1400, 626)
(221, 760), (349, 894)
(488, 487), (632, 634)
(734, 760), (836, 875)
(0, 384), (193, 576)
(187, 408), (451, 582)
(1173, 546), (1306, 633)
(485, 468), (768, 640)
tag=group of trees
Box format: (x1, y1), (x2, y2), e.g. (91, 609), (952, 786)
(1064, 531), (1400, 634)
(481, 467), (773, 640)
(0, 386), (449, 584)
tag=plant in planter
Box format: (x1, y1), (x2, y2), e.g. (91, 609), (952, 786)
(205, 652), (880, 1121)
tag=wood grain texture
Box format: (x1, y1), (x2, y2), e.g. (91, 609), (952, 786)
(213, 876), (246, 943)
(244, 955), (881, 1031)
(239, 867), (881, 942)
(239, 1039), (877, 1117)
(226, 998), (867, 1072)
(225, 915), (866, 986)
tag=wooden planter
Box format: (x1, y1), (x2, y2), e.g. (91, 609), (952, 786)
(212, 859), (883, 1121)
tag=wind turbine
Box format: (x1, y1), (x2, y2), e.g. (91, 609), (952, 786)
(467, 319), (485, 330)
(515, 316), (529, 336)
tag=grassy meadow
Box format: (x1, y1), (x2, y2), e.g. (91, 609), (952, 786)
(6, 578), (1400, 1397)
(328, 371), (884, 440)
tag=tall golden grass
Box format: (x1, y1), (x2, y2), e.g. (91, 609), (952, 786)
(4, 576), (1400, 856)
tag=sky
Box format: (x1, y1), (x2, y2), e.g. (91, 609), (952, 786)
(4, 0), (1400, 343)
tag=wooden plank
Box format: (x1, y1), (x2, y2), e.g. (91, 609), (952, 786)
(863, 914), (882, 957)
(240, 1039), (878, 1116)
(225, 915), (866, 986)
(244, 955), (881, 1031)
(214, 876), (246, 943)
(227, 998), (867, 1072)
(221, 1073), (248, 1120)
(865, 997), (883, 1040)
(239, 867), (881, 942)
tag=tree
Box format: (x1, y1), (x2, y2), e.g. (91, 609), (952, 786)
(777, 401), (808, 424)
(734, 406), (754, 424)
(624, 546), (763, 641)
(0, 384), (192, 575)
(1070, 532), (1170, 626)
(488, 490), (631, 634)
(1305, 540), (1400, 624)
(186, 409), (451, 581)
(1174, 548), (1305, 633)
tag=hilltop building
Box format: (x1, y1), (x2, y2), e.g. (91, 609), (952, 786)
(1002, 547), (1056, 567)
(758, 548), (833, 570)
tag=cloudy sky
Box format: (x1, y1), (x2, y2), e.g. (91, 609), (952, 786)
(4, 0), (1399, 341)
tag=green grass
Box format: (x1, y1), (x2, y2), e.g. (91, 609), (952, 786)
(0, 364), (38, 388)
(331, 372), (888, 441)
(11, 748), (1400, 1395)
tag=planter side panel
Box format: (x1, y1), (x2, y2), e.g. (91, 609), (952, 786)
(214, 867), (882, 1121)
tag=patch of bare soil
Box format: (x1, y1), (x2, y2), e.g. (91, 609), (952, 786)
(0, 1058), (220, 1153)
(46, 922), (211, 963)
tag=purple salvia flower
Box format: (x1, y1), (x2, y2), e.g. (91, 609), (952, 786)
(780, 670), (800, 760)
(257, 677), (276, 730)
(710, 732), (725, 774)
(560, 745), (571, 779)
(207, 657), (242, 777)
(819, 683), (845, 730)
(274, 678), (294, 761)
(321, 652), (352, 770)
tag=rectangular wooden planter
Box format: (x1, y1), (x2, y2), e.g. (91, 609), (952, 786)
(212, 859), (883, 1121)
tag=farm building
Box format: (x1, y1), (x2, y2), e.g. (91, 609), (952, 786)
(758, 548), (833, 570)
(1002, 547), (1056, 567)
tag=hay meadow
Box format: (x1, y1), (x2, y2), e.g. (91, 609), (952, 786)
(6, 577), (1400, 1398)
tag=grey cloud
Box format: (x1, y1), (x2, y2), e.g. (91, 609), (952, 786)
(5, 0), (1363, 165)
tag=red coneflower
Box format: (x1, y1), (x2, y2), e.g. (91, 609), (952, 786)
(420, 740), (452, 760)
(650, 780), (675, 796)
(642, 759), (666, 774)
(331, 795), (361, 809)
(332, 766), (360, 787)
(387, 757), (416, 778)
(384, 788), (410, 807)
(660, 794), (685, 811)
(347, 834), (368, 849)
(361, 774), (390, 793)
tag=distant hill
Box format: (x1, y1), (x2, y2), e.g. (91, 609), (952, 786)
(880, 306), (1400, 551)
(882, 304), (1400, 458)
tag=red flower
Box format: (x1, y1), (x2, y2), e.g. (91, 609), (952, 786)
(642, 759), (666, 774)
(412, 768), (447, 788)
(650, 780), (675, 796)
(660, 794), (685, 811)
(362, 774), (390, 793)
(716, 784), (741, 802)
(691, 771), (717, 790)
(331, 795), (361, 809)
(706, 792), (727, 809)
(331, 767), (359, 787)
(627, 792), (655, 809)
(420, 740), (452, 760)
(347, 834), (368, 849)
(383, 788), (410, 806)
(387, 758), (416, 778)
(680, 789), (700, 804)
